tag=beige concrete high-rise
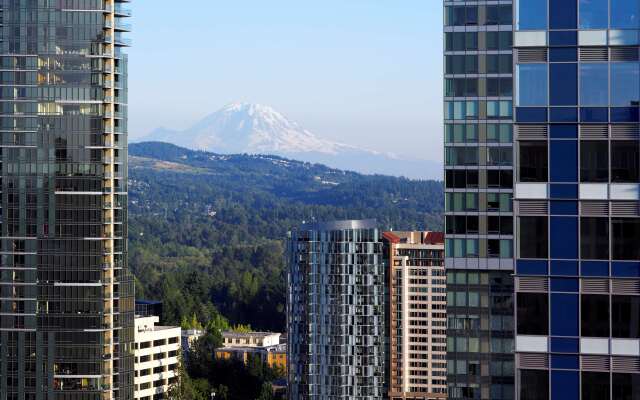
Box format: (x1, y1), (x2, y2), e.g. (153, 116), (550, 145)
(384, 232), (447, 400)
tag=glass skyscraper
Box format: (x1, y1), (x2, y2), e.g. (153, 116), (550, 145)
(444, 1), (516, 399)
(513, 1), (640, 400)
(287, 220), (386, 400)
(0, 1), (134, 399)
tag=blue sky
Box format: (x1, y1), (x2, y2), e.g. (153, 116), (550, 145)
(128, 1), (443, 161)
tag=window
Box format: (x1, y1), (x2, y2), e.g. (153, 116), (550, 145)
(446, 216), (479, 235)
(612, 296), (640, 338)
(612, 218), (640, 260)
(487, 31), (513, 50)
(612, 373), (640, 400)
(520, 370), (549, 400)
(517, 0), (548, 30)
(445, 55), (478, 74)
(487, 54), (513, 74)
(445, 6), (478, 26)
(579, 0), (608, 29)
(517, 64), (548, 106)
(488, 216), (513, 235)
(487, 147), (513, 166)
(445, 147), (478, 166)
(445, 101), (478, 120)
(519, 141), (548, 182)
(611, 63), (640, 106)
(445, 124), (478, 143)
(487, 124), (513, 143)
(582, 295), (610, 337)
(446, 192), (478, 212)
(580, 63), (608, 106)
(611, 0), (640, 29)
(446, 170), (478, 189)
(611, 141), (639, 183)
(488, 239), (513, 258)
(581, 217), (609, 260)
(446, 239), (478, 258)
(487, 170), (513, 188)
(445, 78), (478, 97)
(487, 78), (513, 97)
(445, 32), (478, 51)
(487, 100), (513, 119)
(517, 293), (548, 335)
(486, 5), (513, 26)
(519, 216), (548, 258)
(582, 372), (610, 400)
(581, 141), (608, 182)
(487, 193), (512, 212)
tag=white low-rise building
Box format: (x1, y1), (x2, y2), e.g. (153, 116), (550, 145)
(222, 331), (281, 348)
(134, 316), (181, 400)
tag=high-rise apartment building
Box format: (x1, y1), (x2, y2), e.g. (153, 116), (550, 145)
(287, 220), (386, 400)
(0, 1), (133, 399)
(443, 2), (516, 399)
(384, 231), (447, 400)
(133, 316), (180, 400)
(512, 1), (640, 399)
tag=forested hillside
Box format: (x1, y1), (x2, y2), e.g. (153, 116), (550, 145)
(128, 142), (444, 331)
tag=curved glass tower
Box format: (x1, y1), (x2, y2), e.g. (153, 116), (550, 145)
(0, 1), (134, 399)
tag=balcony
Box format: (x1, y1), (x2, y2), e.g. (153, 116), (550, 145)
(114, 6), (132, 17)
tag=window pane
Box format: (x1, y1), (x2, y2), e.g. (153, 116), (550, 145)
(579, 0), (608, 29)
(612, 141), (639, 183)
(580, 141), (609, 182)
(612, 218), (640, 260)
(580, 63), (608, 106)
(582, 372), (610, 400)
(517, 64), (548, 106)
(519, 217), (548, 259)
(581, 217), (609, 260)
(612, 373), (640, 400)
(520, 370), (549, 400)
(612, 296), (640, 338)
(611, 0), (640, 29)
(517, 0), (548, 30)
(519, 141), (548, 182)
(517, 293), (548, 335)
(611, 63), (640, 106)
(582, 295), (610, 337)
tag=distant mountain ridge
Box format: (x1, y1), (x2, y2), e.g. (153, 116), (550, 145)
(139, 103), (441, 180)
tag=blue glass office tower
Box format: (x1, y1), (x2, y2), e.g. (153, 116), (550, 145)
(444, 1), (516, 399)
(514, 1), (640, 399)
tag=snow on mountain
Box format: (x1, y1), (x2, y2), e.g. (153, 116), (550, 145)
(140, 103), (441, 180)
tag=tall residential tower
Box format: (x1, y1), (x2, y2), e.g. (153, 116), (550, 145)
(444, 2), (516, 399)
(0, 1), (134, 399)
(287, 220), (386, 400)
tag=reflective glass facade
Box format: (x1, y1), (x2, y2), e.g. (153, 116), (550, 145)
(444, 1), (516, 399)
(0, 1), (133, 399)
(287, 220), (386, 400)
(513, 0), (640, 399)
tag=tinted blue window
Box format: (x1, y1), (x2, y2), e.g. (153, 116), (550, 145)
(550, 125), (578, 139)
(517, 64), (548, 106)
(550, 0), (577, 29)
(579, 0), (608, 29)
(551, 260), (579, 276)
(612, 262), (640, 278)
(580, 107), (609, 123)
(551, 294), (579, 336)
(550, 64), (577, 106)
(550, 201), (578, 215)
(581, 261), (609, 276)
(551, 278), (579, 292)
(611, 0), (640, 29)
(549, 48), (577, 62)
(550, 140), (578, 182)
(551, 370), (579, 400)
(580, 63), (608, 106)
(550, 217), (578, 258)
(611, 63), (640, 106)
(551, 337), (579, 352)
(551, 355), (579, 369)
(517, 0), (548, 30)
(517, 107), (548, 123)
(550, 108), (578, 122)
(517, 260), (549, 275)
(611, 107), (639, 123)
(550, 184), (578, 199)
